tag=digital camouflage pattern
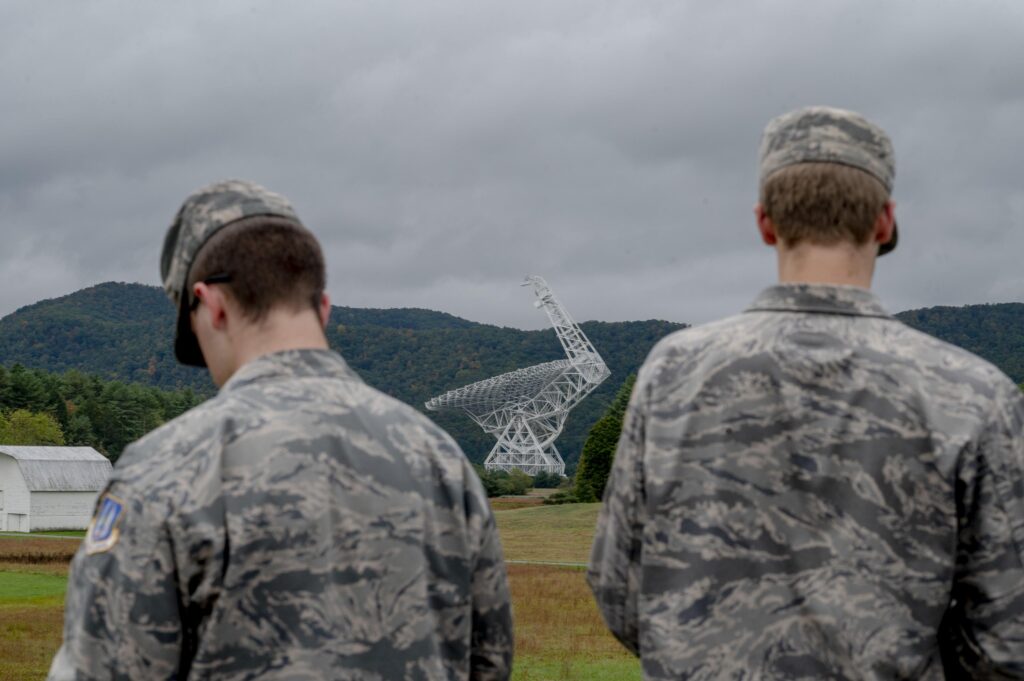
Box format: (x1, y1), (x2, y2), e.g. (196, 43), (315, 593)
(160, 179), (301, 366)
(49, 349), (513, 681)
(759, 106), (895, 192)
(589, 284), (1024, 680)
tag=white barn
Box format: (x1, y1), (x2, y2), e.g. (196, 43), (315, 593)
(0, 446), (112, 532)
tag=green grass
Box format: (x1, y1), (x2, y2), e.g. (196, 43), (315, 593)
(0, 531), (85, 539)
(512, 656), (640, 680)
(0, 572), (67, 606)
(0, 570), (69, 680)
(494, 503), (601, 564)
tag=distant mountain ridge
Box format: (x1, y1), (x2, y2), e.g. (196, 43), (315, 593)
(0, 283), (683, 467)
(895, 302), (1024, 384)
(0, 283), (487, 387)
(2, 282), (1023, 466)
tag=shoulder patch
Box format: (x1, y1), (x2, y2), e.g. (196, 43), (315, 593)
(84, 493), (125, 555)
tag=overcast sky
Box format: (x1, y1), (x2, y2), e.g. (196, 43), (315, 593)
(1, 1), (1022, 329)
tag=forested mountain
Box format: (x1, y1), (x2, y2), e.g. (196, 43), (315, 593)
(0, 283), (682, 467)
(895, 303), (1024, 383)
(0, 283), (484, 391)
(3, 282), (1023, 467)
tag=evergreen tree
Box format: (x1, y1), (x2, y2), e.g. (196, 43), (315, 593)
(65, 412), (96, 446)
(0, 366), (9, 406)
(574, 374), (636, 503)
(6, 364), (50, 412)
(0, 363), (204, 459)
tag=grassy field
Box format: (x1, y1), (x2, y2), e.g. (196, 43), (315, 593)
(0, 536), (77, 680)
(0, 603), (64, 681)
(494, 502), (603, 564)
(508, 564), (638, 680)
(0, 500), (638, 681)
(0, 573), (67, 605)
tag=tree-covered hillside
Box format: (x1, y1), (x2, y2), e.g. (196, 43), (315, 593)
(0, 282), (485, 392)
(0, 283), (683, 467)
(4, 282), (1023, 466)
(0, 283), (194, 389)
(895, 303), (1024, 383)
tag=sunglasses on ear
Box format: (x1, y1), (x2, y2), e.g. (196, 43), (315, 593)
(188, 273), (233, 312)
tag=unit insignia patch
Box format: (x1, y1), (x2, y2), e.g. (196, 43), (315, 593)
(84, 494), (125, 555)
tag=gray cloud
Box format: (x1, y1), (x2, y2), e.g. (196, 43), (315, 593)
(1, 0), (1022, 330)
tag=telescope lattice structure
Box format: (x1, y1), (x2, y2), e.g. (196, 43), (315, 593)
(425, 276), (610, 476)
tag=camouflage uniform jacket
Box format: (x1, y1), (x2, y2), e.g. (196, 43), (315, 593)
(588, 284), (1024, 680)
(49, 349), (513, 681)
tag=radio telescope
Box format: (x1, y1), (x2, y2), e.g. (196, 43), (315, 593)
(426, 276), (610, 476)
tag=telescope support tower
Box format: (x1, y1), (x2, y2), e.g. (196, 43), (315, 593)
(425, 276), (610, 477)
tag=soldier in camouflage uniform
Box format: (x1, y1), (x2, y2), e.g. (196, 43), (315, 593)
(588, 107), (1024, 679)
(49, 180), (513, 680)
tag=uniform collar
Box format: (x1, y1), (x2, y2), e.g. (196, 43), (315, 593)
(745, 283), (892, 319)
(220, 348), (361, 393)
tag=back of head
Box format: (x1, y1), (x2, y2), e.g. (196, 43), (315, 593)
(758, 106), (898, 255)
(760, 162), (889, 249)
(187, 216), (325, 323)
(160, 179), (324, 367)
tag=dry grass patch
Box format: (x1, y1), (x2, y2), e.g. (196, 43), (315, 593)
(0, 562), (68, 578)
(0, 604), (64, 681)
(508, 564), (638, 680)
(490, 497), (545, 511)
(0, 538), (78, 566)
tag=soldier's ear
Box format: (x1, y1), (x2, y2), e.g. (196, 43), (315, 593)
(193, 283), (230, 331)
(874, 200), (896, 247)
(755, 204), (778, 246)
(318, 293), (331, 329)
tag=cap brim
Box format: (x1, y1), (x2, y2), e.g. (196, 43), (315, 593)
(174, 294), (207, 367)
(878, 221), (898, 256)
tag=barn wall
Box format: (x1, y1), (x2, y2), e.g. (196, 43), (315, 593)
(0, 454), (31, 532)
(29, 491), (101, 531)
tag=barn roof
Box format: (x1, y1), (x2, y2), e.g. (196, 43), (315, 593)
(0, 446), (112, 492)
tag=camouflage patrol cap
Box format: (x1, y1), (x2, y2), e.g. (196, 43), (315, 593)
(759, 106), (898, 255)
(160, 179), (302, 367)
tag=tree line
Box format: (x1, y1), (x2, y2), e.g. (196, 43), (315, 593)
(0, 355), (636, 500)
(0, 364), (204, 460)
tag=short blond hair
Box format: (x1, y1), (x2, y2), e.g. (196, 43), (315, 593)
(760, 162), (889, 247)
